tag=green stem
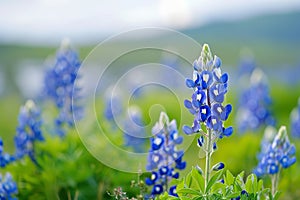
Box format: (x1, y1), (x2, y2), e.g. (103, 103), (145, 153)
(271, 171), (280, 197)
(204, 129), (212, 193)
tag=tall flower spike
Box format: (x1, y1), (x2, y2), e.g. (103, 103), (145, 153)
(146, 112), (185, 198)
(236, 68), (275, 133)
(183, 44), (233, 141)
(290, 97), (300, 138)
(44, 40), (83, 136)
(182, 44), (232, 191)
(254, 126), (296, 177)
(14, 100), (44, 163)
(0, 173), (18, 199)
(123, 106), (146, 153)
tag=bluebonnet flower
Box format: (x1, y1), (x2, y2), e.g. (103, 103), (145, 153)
(236, 68), (275, 133)
(254, 126), (296, 177)
(14, 100), (43, 163)
(0, 139), (14, 168)
(0, 172), (18, 200)
(237, 57), (256, 78)
(123, 106), (146, 153)
(182, 44), (233, 145)
(145, 112), (186, 197)
(290, 97), (300, 138)
(44, 40), (82, 136)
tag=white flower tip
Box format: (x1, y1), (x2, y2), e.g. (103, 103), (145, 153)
(250, 68), (266, 84)
(61, 38), (71, 50)
(25, 99), (36, 110)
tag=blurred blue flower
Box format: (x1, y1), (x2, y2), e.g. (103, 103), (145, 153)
(44, 41), (83, 136)
(0, 139), (15, 168)
(290, 97), (300, 138)
(236, 68), (276, 133)
(237, 57), (256, 78)
(183, 44), (233, 147)
(14, 100), (44, 164)
(123, 106), (146, 153)
(254, 126), (296, 177)
(146, 112), (185, 197)
(0, 172), (18, 199)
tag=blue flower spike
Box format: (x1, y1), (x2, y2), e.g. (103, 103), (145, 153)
(182, 44), (232, 192)
(44, 39), (83, 136)
(182, 44), (232, 141)
(236, 68), (275, 133)
(254, 126), (296, 177)
(146, 112), (185, 198)
(14, 100), (44, 164)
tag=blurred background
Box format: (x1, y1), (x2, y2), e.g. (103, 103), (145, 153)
(1, 0), (300, 199)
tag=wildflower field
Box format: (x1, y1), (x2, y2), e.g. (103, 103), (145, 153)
(0, 14), (300, 200)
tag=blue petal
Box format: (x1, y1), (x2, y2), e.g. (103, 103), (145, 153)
(151, 136), (164, 150)
(214, 56), (221, 68)
(159, 166), (169, 175)
(184, 99), (193, 109)
(212, 162), (225, 171)
(183, 125), (194, 135)
(169, 185), (178, 197)
(192, 120), (201, 132)
(267, 163), (279, 174)
(197, 136), (204, 147)
(186, 79), (195, 88)
(145, 178), (154, 185)
(220, 73), (228, 83)
(224, 104), (232, 120)
(199, 105), (211, 121)
(223, 127), (233, 137)
(176, 161), (186, 170)
(152, 184), (163, 195)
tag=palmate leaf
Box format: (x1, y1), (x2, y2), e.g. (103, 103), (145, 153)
(191, 167), (205, 193)
(177, 188), (202, 196)
(205, 169), (224, 194)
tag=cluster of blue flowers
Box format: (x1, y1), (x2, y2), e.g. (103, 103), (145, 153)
(123, 106), (146, 153)
(14, 100), (44, 163)
(236, 68), (275, 133)
(182, 44), (233, 144)
(44, 41), (82, 136)
(290, 97), (300, 138)
(0, 100), (43, 199)
(145, 112), (186, 197)
(0, 173), (18, 200)
(254, 126), (296, 177)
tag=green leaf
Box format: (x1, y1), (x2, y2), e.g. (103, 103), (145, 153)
(191, 167), (205, 193)
(226, 192), (240, 198)
(274, 191), (282, 200)
(245, 174), (258, 193)
(205, 169), (224, 194)
(225, 170), (234, 185)
(234, 171), (245, 192)
(211, 182), (226, 193)
(186, 171), (193, 188)
(177, 188), (202, 196)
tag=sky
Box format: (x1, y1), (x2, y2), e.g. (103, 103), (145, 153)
(0, 0), (300, 45)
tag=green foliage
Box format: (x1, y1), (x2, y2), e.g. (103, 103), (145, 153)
(3, 128), (141, 199)
(173, 169), (271, 200)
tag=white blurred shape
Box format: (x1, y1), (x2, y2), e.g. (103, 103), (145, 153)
(15, 63), (44, 98)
